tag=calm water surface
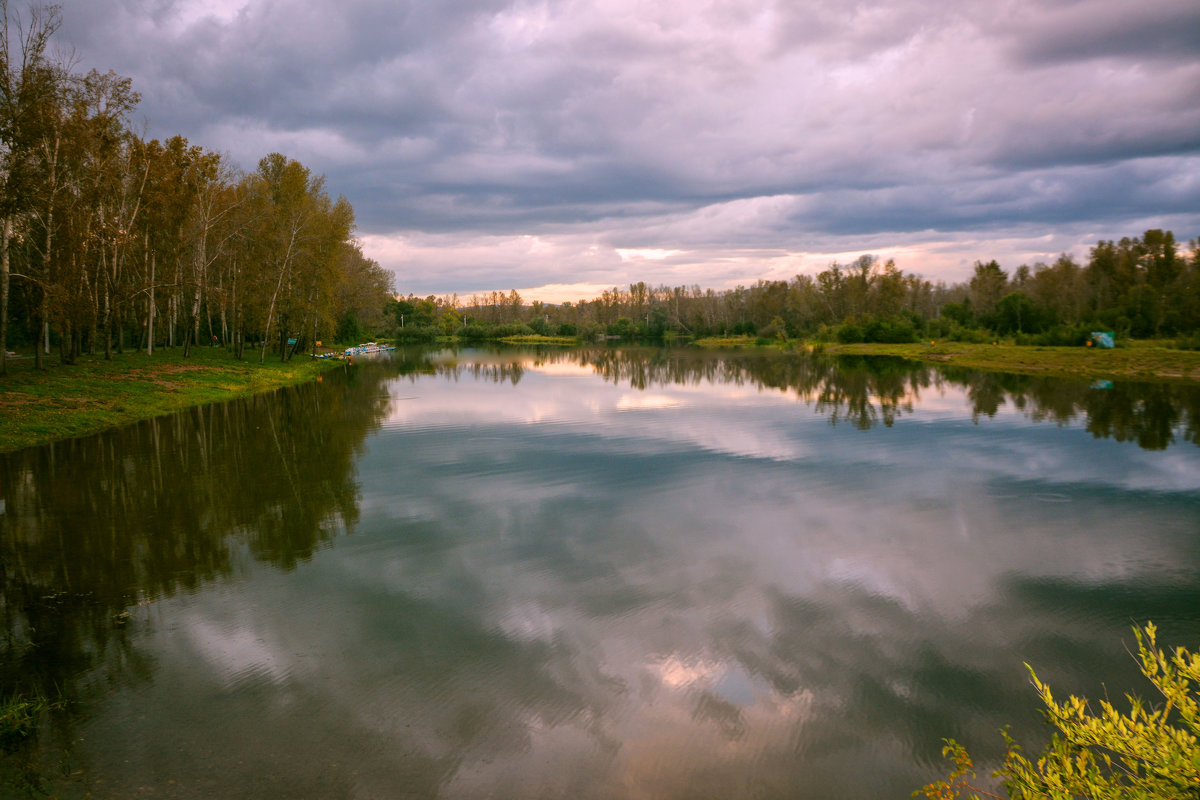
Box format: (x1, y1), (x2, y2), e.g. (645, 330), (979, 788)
(2, 347), (1199, 799)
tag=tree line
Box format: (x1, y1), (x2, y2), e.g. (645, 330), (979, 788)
(0, 2), (394, 374)
(391, 232), (1200, 346)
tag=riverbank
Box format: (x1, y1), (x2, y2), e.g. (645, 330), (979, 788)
(818, 340), (1200, 382)
(689, 336), (1200, 382)
(6, 338), (1199, 453)
(0, 348), (344, 453)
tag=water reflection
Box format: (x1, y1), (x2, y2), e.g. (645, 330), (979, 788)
(0, 347), (1197, 799)
(0, 366), (389, 791)
(391, 345), (1200, 450)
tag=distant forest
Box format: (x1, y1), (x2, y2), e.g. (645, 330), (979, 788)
(0, 2), (394, 373)
(393, 229), (1200, 347)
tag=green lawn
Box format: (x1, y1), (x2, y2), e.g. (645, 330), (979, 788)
(0, 347), (343, 453)
(818, 340), (1200, 382)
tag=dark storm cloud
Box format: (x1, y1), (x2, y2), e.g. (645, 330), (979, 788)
(999, 0), (1200, 65)
(52, 0), (1200, 291)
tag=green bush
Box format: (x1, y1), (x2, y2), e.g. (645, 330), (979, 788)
(1013, 324), (1093, 347)
(459, 323), (491, 340)
(493, 322), (535, 338)
(836, 323), (864, 343)
(950, 327), (991, 344)
(393, 325), (439, 343)
(1172, 333), (1200, 351)
(917, 623), (1200, 800)
(862, 317), (918, 343)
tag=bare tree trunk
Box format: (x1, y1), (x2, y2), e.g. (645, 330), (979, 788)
(191, 243), (203, 352)
(102, 278), (111, 359)
(146, 240), (156, 355)
(218, 271), (228, 347)
(0, 216), (10, 375)
(260, 272), (283, 364)
(101, 238), (112, 359)
(82, 250), (97, 356)
(260, 243), (295, 364)
(229, 258), (237, 351)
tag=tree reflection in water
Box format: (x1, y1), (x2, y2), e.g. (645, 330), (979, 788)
(0, 365), (389, 790)
(399, 345), (1200, 449)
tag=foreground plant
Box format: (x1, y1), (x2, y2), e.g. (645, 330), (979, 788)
(916, 623), (1200, 799)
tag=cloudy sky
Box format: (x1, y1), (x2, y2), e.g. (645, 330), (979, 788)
(54, 0), (1200, 300)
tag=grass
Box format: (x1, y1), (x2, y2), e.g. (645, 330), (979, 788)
(817, 340), (1200, 382)
(0, 693), (63, 748)
(496, 334), (581, 345)
(691, 335), (797, 350)
(691, 335), (761, 348)
(0, 347), (344, 453)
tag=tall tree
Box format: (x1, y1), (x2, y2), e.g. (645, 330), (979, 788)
(0, 0), (61, 372)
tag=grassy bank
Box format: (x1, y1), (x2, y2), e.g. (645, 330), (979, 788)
(817, 340), (1200, 382)
(496, 334), (580, 346)
(687, 335), (1200, 381)
(0, 348), (344, 453)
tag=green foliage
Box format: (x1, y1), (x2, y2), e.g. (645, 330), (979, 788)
(862, 316), (919, 343)
(836, 322), (864, 343)
(836, 316), (919, 344)
(1012, 324), (1093, 347)
(1171, 333), (1200, 351)
(994, 292), (1043, 335)
(334, 311), (366, 345)
(606, 317), (637, 338)
(459, 323), (491, 340)
(0, 693), (63, 752)
(494, 322), (534, 338)
(916, 623), (1200, 800)
(941, 301), (975, 329)
(457, 322), (535, 341)
(392, 325), (440, 344)
(760, 315), (788, 341)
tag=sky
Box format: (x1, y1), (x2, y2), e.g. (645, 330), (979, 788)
(52, 0), (1200, 301)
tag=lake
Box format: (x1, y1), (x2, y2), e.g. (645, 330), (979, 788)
(2, 346), (1198, 799)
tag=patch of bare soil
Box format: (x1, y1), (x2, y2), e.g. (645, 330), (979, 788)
(155, 364), (213, 373)
(0, 391), (33, 409)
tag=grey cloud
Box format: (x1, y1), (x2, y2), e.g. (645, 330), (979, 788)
(54, 0), (1200, 290)
(999, 0), (1200, 65)
(783, 157), (1200, 237)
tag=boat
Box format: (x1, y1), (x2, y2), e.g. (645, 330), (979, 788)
(315, 342), (396, 359)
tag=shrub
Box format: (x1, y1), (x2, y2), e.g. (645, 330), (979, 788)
(1013, 324), (1093, 347)
(862, 317), (918, 343)
(493, 323), (535, 338)
(393, 325), (439, 343)
(1171, 333), (1200, 351)
(836, 323), (864, 343)
(459, 323), (491, 340)
(916, 623), (1200, 800)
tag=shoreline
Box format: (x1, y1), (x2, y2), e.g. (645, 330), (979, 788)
(688, 336), (1200, 382)
(0, 348), (345, 454)
(811, 340), (1200, 382)
(3, 338), (1199, 453)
